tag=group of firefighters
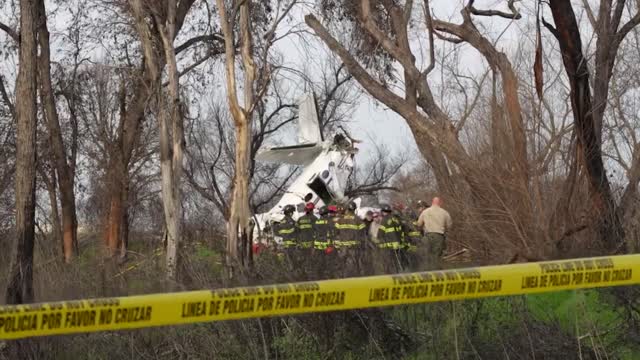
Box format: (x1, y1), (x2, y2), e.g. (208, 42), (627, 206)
(270, 197), (452, 279)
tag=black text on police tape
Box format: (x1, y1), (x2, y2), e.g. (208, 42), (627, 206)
(521, 268), (632, 290)
(181, 290), (346, 318)
(0, 305), (152, 334)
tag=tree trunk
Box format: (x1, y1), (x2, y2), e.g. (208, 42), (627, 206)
(549, 1), (624, 252)
(41, 165), (62, 254)
(59, 180), (77, 262)
(37, 0), (78, 263)
(6, 0), (39, 305)
(154, 0), (184, 283)
(159, 106), (182, 281)
(217, 0), (255, 272)
(104, 155), (128, 257)
(226, 120), (252, 267)
(102, 76), (149, 257)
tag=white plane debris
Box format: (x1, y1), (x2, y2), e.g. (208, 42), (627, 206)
(251, 93), (374, 244)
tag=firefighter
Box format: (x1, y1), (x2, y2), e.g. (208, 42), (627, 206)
(392, 202), (413, 272)
(315, 206), (331, 252)
(297, 202), (317, 251)
(314, 206), (331, 279)
(401, 207), (423, 271)
(297, 202), (317, 279)
(333, 201), (366, 277)
(377, 204), (403, 274)
(324, 205), (340, 278)
(327, 205), (340, 247)
(276, 204), (298, 271)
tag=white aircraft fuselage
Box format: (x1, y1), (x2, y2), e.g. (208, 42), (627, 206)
(251, 93), (368, 243)
(252, 136), (357, 242)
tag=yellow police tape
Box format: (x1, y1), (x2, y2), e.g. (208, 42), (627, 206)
(1, 254), (638, 340)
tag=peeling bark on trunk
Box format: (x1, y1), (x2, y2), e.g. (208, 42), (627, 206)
(217, 0), (256, 272)
(6, 0), (38, 305)
(104, 153), (128, 257)
(129, 0), (194, 280)
(157, 7), (184, 281)
(226, 121), (252, 267)
(103, 77), (148, 257)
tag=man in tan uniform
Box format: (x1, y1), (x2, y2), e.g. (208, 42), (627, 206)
(416, 197), (452, 269)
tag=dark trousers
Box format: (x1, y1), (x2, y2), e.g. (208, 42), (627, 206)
(426, 233), (445, 270)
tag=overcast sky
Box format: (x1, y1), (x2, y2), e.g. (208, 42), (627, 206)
(270, 0), (536, 170)
(0, 0), (540, 170)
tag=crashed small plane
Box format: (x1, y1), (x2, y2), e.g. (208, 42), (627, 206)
(252, 93), (370, 243)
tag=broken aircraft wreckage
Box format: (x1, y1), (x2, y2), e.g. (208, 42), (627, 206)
(251, 93), (374, 244)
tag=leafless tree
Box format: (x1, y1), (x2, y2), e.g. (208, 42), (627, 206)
(305, 0), (542, 259)
(215, 0), (300, 272)
(5, 0), (38, 304)
(545, 0), (640, 252)
(345, 139), (406, 198)
(35, 0), (82, 263)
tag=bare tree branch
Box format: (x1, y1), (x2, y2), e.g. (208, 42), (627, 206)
(467, 0), (521, 20)
(0, 21), (19, 42)
(175, 33), (225, 54)
(581, 0), (598, 28)
(422, 0), (436, 75)
(541, 15), (560, 40)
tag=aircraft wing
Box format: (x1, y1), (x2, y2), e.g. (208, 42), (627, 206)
(255, 143), (324, 166)
(297, 93), (323, 144)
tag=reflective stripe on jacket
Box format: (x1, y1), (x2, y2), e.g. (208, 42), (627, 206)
(333, 213), (365, 248)
(297, 213), (317, 249)
(314, 218), (331, 250)
(276, 216), (298, 248)
(379, 215), (402, 247)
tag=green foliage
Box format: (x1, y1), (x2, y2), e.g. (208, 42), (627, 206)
(272, 322), (324, 360)
(194, 242), (223, 273)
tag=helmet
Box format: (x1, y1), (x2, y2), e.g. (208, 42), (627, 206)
(380, 204), (392, 213)
(319, 206), (329, 216)
(283, 204), (295, 215)
(305, 202), (315, 211)
(416, 200), (428, 208)
(347, 201), (357, 211)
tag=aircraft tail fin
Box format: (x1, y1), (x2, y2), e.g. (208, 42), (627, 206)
(297, 92), (323, 144)
(255, 92), (325, 166)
